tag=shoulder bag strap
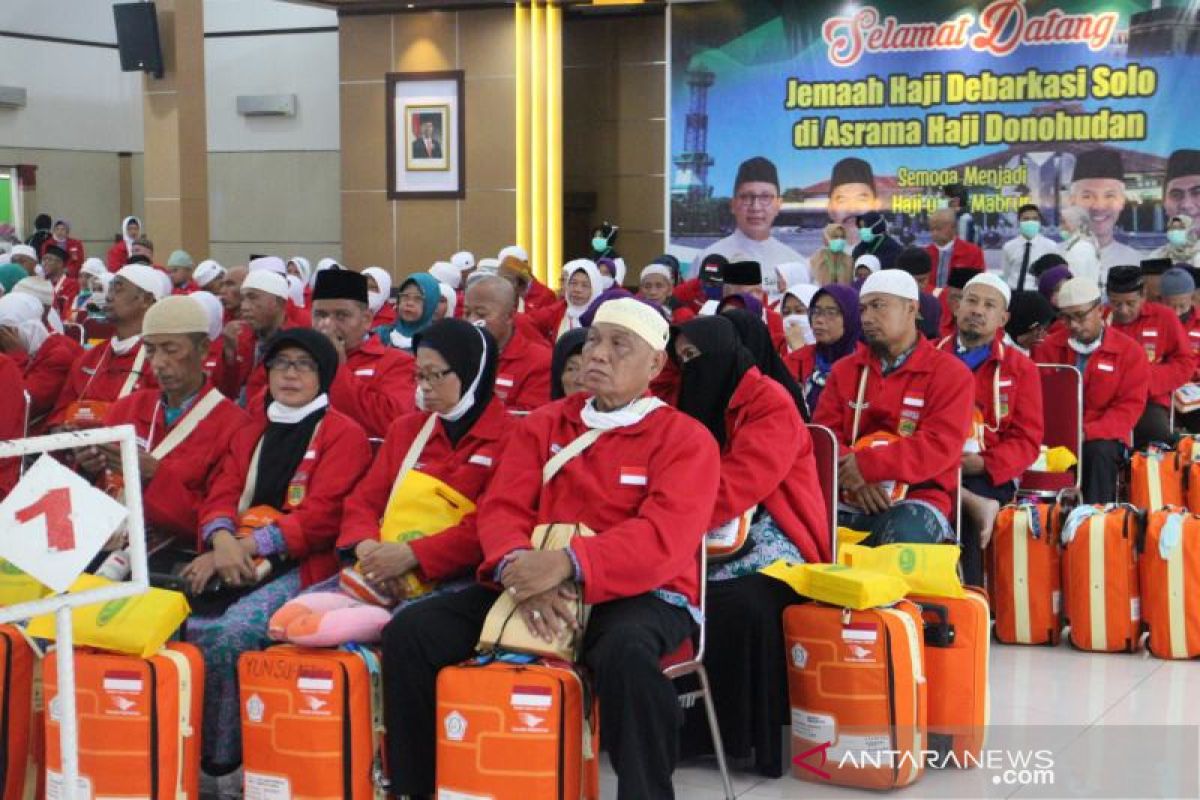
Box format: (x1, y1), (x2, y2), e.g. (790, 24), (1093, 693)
(150, 389), (224, 460)
(118, 345), (147, 398)
(237, 420), (324, 515)
(542, 428), (604, 485)
(381, 413), (439, 509)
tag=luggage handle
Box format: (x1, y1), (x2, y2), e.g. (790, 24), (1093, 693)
(916, 602), (956, 648)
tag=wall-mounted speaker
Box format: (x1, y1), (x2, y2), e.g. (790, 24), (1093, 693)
(113, 3), (164, 79)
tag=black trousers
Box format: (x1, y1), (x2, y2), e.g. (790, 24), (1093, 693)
(959, 475), (1016, 587)
(380, 584), (694, 799)
(1133, 402), (1172, 450)
(1082, 439), (1126, 504)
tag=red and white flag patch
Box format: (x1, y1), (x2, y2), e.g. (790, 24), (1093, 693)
(103, 670), (144, 694)
(619, 466), (648, 487)
(511, 685), (553, 709)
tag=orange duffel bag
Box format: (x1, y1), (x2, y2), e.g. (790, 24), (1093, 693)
(989, 502), (1063, 646)
(1060, 505), (1142, 653)
(784, 600), (926, 790)
(436, 657), (600, 800)
(1129, 445), (1184, 512)
(44, 642), (203, 800)
(0, 625), (40, 800)
(910, 589), (990, 767)
(239, 644), (387, 799)
(1141, 509), (1200, 659)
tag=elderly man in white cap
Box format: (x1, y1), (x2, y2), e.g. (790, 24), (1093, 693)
(193, 259), (226, 293)
(380, 296), (720, 799)
(235, 269), (291, 409)
(47, 263), (165, 427)
(8, 244), (38, 277)
(1033, 276), (1150, 503)
(813, 269), (974, 542)
(934, 272), (1043, 585)
(76, 295), (247, 541)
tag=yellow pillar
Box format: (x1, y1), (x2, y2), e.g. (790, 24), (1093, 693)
(142, 0), (209, 258)
(545, 2), (563, 288)
(515, 3), (531, 258)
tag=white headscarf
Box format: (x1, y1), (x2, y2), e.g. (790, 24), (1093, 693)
(563, 259), (603, 322)
(287, 257), (313, 286)
(429, 261), (461, 290)
(314, 257), (341, 287)
(121, 216), (142, 257)
(439, 282), (457, 319)
(286, 275), (307, 308)
(0, 293), (49, 355)
(190, 291), (225, 341)
(362, 267), (393, 314)
(80, 258), (108, 282)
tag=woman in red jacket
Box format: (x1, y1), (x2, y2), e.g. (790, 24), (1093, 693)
(105, 215), (142, 270)
(788, 284), (861, 412)
(671, 314), (830, 777)
(182, 327), (372, 777)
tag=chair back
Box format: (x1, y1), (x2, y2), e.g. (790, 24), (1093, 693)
(1036, 364), (1082, 457)
(806, 423), (839, 559)
(62, 322), (85, 345)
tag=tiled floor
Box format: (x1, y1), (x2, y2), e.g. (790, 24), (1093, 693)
(601, 644), (1200, 799)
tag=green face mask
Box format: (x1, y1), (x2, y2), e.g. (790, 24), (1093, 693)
(859, 227), (876, 244)
(1019, 219), (1041, 239)
(592, 236), (609, 252)
(1168, 229), (1188, 247)
(828, 238), (847, 253)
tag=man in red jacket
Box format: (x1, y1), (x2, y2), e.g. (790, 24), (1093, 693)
(936, 273), (1043, 584)
(925, 208), (984, 290)
(42, 245), (80, 320)
(234, 269), (290, 409)
(463, 275), (552, 412)
(75, 296), (246, 547)
(814, 269), (974, 542)
(1105, 264), (1194, 447)
(47, 264), (163, 427)
(1034, 277), (1149, 503)
(497, 244), (558, 312)
(381, 298), (720, 799)
(0, 353), (25, 499)
(311, 268), (416, 438)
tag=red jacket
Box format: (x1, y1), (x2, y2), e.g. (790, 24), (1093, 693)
(935, 335), (1044, 486)
(339, 398), (511, 581)
(0, 355), (25, 499)
(495, 326), (552, 413)
(105, 241), (133, 271)
(813, 337), (974, 519)
(1182, 312), (1200, 380)
(478, 393), (720, 607)
(524, 278), (559, 312)
(42, 238), (85, 277)
(923, 240), (984, 289)
(714, 369), (830, 563)
(672, 279), (708, 315)
(171, 280), (200, 296)
(103, 386), (247, 542)
(12, 334), (83, 432)
(329, 337), (417, 439)
(200, 407), (372, 586)
(523, 300), (570, 345)
(372, 304), (397, 329)
(1033, 326), (1149, 443)
(1109, 302), (1194, 408)
(786, 345), (816, 384)
(47, 338), (158, 426)
(50, 274), (80, 321)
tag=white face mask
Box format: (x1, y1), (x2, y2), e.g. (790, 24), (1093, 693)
(599, 275), (615, 291)
(783, 313), (815, 345)
(415, 385), (428, 412)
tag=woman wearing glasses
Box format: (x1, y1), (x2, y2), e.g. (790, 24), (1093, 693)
(185, 327), (372, 783)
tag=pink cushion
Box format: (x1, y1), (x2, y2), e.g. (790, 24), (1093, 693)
(269, 592), (393, 647)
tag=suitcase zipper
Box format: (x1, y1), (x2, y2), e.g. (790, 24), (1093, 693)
(556, 674), (566, 800)
(0, 634), (11, 790)
(147, 659), (159, 800)
(881, 620), (899, 786)
(339, 661), (353, 799)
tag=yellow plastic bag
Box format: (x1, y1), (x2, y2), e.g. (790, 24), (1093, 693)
(835, 528), (871, 563)
(839, 543), (965, 598)
(374, 470), (477, 598)
(1045, 446), (1078, 473)
(761, 561), (909, 609)
(0, 559), (52, 608)
(26, 574), (190, 658)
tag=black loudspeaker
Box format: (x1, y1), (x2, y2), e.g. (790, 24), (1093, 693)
(113, 2), (164, 78)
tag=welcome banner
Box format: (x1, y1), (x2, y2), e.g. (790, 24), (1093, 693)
(669, 0), (1200, 272)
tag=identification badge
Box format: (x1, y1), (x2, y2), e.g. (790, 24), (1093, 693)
(898, 416), (917, 436)
(999, 393), (1010, 419)
(287, 483), (306, 508)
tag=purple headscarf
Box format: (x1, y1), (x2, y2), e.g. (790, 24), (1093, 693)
(716, 293), (764, 317)
(1037, 266), (1073, 302)
(578, 287), (669, 327)
(812, 284), (862, 362)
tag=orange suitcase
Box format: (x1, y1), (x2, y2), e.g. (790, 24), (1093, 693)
(238, 644), (387, 799)
(1141, 509), (1200, 659)
(1130, 445), (1184, 512)
(0, 625), (40, 800)
(1061, 505), (1142, 653)
(910, 589), (990, 767)
(44, 642), (203, 800)
(436, 657), (600, 800)
(989, 503), (1063, 645)
(784, 601), (927, 790)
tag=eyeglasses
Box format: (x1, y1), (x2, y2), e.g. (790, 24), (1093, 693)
(809, 306), (842, 319)
(416, 367), (455, 386)
(266, 357), (319, 374)
(1059, 302), (1100, 324)
(735, 192), (778, 208)
(398, 292), (425, 304)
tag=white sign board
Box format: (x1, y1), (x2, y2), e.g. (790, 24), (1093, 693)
(0, 454), (127, 593)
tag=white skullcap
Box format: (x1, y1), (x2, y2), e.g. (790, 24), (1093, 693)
(190, 290), (225, 340)
(593, 297), (669, 351)
(860, 269), (919, 302)
(9, 245), (36, 260)
(13, 277), (53, 307)
(287, 274), (306, 307)
(143, 295), (210, 337)
(477, 257), (500, 274)
(242, 269), (289, 300)
(193, 259), (225, 289)
(854, 254), (882, 274)
(429, 261), (461, 289)
(439, 282), (457, 319)
(0, 293), (48, 355)
(451, 251), (475, 272)
(249, 256), (287, 276)
(963, 272), (1012, 308)
(639, 263), (674, 284)
(80, 258), (108, 280)
(1055, 277), (1101, 309)
(498, 245), (528, 264)
(156, 270), (173, 300)
(115, 264), (167, 299)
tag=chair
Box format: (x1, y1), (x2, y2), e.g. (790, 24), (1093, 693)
(62, 322), (85, 345)
(81, 317), (115, 342)
(19, 390), (30, 478)
(806, 423), (839, 559)
(1016, 364), (1083, 499)
(662, 547), (735, 800)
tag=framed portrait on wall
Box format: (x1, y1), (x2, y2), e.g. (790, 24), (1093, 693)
(387, 71), (464, 199)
